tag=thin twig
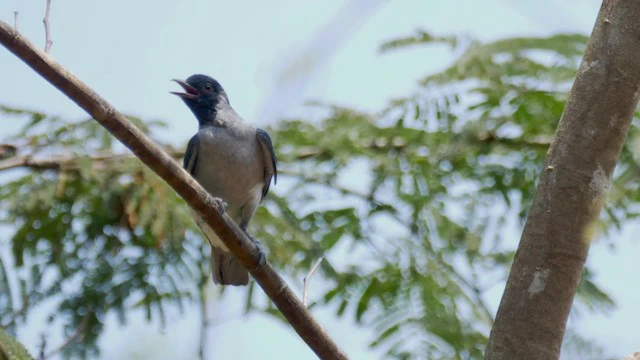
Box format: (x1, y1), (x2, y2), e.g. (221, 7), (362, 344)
(0, 20), (348, 360)
(44, 314), (90, 359)
(303, 256), (324, 307)
(13, 12), (18, 31)
(43, 0), (52, 53)
(38, 334), (46, 360)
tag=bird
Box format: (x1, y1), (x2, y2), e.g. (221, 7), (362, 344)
(171, 74), (277, 286)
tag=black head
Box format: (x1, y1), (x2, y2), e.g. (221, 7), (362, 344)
(171, 74), (229, 125)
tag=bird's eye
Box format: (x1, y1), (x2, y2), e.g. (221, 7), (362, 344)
(203, 84), (214, 94)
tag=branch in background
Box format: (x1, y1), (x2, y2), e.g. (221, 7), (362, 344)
(295, 139), (407, 160)
(43, 0), (52, 53)
(0, 148), (315, 173)
(0, 128), (548, 174)
(0, 21), (348, 360)
(303, 256), (324, 307)
(0, 149), (183, 172)
(475, 131), (551, 150)
(38, 335), (45, 360)
(295, 132), (549, 161)
(43, 314), (90, 359)
(13, 12), (18, 31)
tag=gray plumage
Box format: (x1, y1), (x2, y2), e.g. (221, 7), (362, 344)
(173, 74), (277, 286)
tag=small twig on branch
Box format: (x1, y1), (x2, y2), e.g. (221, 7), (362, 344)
(0, 20), (348, 360)
(43, 0), (53, 53)
(303, 256), (324, 307)
(13, 12), (18, 31)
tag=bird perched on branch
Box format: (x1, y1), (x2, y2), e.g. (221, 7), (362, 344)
(172, 74), (277, 286)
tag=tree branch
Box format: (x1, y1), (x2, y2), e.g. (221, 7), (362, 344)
(0, 21), (348, 360)
(486, 1), (640, 359)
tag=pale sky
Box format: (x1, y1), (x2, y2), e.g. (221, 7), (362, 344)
(1, 1), (638, 359)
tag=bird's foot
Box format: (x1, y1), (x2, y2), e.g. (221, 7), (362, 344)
(210, 197), (228, 214)
(245, 232), (267, 268)
(197, 198), (227, 231)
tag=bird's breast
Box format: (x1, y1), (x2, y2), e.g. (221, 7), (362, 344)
(193, 128), (264, 214)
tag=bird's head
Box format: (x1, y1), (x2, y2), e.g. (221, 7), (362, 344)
(171, 74), (229, 125)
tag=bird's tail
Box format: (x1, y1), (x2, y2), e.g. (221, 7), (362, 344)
(210, 247), (249, 286)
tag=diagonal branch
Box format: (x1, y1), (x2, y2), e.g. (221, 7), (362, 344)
(0, 20), (348, 360)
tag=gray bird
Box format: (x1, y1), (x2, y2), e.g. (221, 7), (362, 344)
(171, 74), (277, 286)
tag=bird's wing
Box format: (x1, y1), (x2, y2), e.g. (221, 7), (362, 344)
(183, 134), (226, 250)
(183, 134), (200, 174)
(256, 128), (278, 200)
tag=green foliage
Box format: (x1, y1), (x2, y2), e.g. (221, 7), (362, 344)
(0, 109), (202, 358)
(254, 32), (626, 358)
(0, 327), (33, 360)
(0, 30), (637, 359)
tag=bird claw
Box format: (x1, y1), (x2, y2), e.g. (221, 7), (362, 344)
(211, 197), (228, 214)
(245, 232), (267, 268)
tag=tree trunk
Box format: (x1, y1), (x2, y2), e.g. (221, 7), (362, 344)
(485, 1), (640, 359)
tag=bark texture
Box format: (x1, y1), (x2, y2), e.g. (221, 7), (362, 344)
(486, 1), (640, 359)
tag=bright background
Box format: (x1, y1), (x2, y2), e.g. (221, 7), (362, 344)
(1, 1), (638, 359)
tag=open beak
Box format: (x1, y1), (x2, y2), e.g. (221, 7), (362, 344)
(170, 79), (199, 99)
